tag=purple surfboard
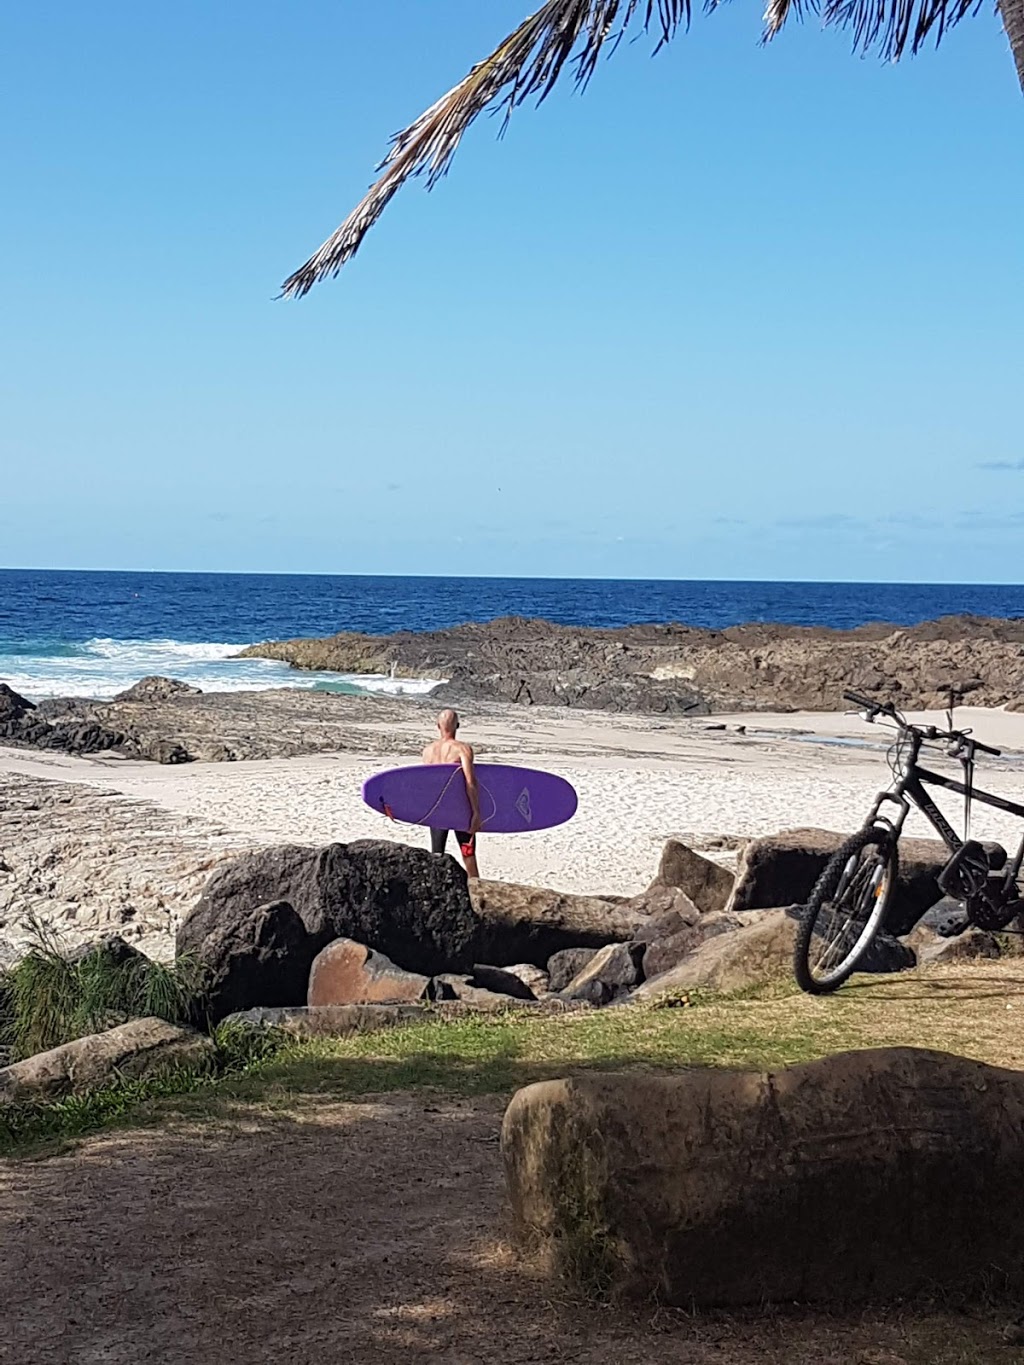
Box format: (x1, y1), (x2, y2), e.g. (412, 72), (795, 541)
(362, 763), (577, 834)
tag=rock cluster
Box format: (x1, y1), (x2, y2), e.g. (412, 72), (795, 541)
(174, 825), (968, 1023)
(240, 613), (1024, 714)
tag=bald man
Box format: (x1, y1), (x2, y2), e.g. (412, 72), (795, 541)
(422, 708), (481, 878)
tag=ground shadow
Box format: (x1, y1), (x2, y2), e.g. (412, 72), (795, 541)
(2, 1083), (1020, 1365)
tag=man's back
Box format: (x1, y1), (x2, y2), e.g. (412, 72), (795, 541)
(423, 736), (473, 766)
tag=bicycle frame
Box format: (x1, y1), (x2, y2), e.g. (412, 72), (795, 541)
(866, 728), (1024, 897)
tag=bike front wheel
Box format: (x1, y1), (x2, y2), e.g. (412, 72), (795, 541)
(793, 826), (899, 995)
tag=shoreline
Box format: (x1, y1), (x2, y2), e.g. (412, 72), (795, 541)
(5, 697), (1024, 964)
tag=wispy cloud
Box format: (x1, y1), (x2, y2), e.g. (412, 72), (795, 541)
(977, 459), (1024, 471)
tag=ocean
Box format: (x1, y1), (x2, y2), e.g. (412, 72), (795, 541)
(2, 568), (1024, 702)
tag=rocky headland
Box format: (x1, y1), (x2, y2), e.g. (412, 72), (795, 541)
(241, 613), (1024, 715)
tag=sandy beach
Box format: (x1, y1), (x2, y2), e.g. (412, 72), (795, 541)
(4, 698), (1024, 961)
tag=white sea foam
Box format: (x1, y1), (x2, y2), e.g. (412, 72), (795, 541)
(0, 638), (446, 702)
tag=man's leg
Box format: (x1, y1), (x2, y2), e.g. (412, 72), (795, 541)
(457, 832), (479, 880)
(430, 828), (448, 855)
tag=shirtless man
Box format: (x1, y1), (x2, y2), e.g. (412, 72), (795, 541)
(422, 708), (481, 878)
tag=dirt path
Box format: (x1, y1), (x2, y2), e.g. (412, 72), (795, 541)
(2, 1092), (1020, 1365)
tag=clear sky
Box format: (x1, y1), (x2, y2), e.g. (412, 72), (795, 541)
(2, 2), (1022, 582)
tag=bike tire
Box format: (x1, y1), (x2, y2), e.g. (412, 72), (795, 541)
(793, 826), (899, 995)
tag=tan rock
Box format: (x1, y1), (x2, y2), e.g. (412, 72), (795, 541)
(0, 1017), (214, 1103)
(501, 1048), (1024, 1304)
(632, 909), (795, 998)
(307, 939), (430, 1006)
(469, 879), (644, 964)
(652, 840), (734, 915)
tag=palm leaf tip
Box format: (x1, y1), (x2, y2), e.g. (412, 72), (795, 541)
(280, 0), (693, 298)
(762, 0), (981, 53)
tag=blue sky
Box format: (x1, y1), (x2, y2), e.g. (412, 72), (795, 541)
(2, 1), (1022, 581)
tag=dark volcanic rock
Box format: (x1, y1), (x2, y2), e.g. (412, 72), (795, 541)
(470, 963), (537, 1000)
(115, 676), (202, 702)
(0, 683), (34, 726)
(180, 899), (314, 1023)
(238, 612), (1024, 715)
(179, 842), (481, 1021)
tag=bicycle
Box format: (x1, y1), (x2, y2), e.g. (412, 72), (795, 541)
(793, 688), (1024, 994)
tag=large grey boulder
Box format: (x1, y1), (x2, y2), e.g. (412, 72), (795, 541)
(178, 841), (481, 1019)
(726, 827), (957, 935)
(0, 1017), (214, 1103)
(502, 1048), (1024, 1304)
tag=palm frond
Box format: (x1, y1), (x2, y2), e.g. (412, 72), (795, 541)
(280, 1), (691, 297)
(763, 0), (981, 58)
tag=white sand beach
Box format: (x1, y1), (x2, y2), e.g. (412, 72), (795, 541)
(4, 702), (1024, 919)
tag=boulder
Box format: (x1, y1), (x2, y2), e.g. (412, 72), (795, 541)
(727, 827), (962, 935)
(0, 1017), (214, 1103)
(471, 963), (537, 1000)
(547, 947), (602, 993)
(308, 939), (431, 1006)
(640, 910), (745, 979)
(651, 840), (735, 915)
(634, 908), (914, 998)
(178, 841), (483, 1019)
(0, 683), (34, 726)
(622, 884), (702, 922)
(560, 943), (645, 1005)
(469, 879), (643, 964)
(906, 923), (1001, 967)
(114, 676), (201, 702)
(633, 910), (796, 997)
(179, 898), (316, 1024)
(220, 1004), (428, 1038)
(501, 1048), (1024, 1304)
(432, 975), (534, 1010)
(498, 963), (551, 997)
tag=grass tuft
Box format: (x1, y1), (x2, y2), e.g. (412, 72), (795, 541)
(0, 918), (209, 1061)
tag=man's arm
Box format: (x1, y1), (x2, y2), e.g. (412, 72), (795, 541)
(460, 744), (481, 835)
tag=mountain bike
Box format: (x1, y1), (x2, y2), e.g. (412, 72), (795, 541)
(793, 689), (1024, 994)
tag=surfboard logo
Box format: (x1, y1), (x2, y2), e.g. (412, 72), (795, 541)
(515, 787), (532, 824)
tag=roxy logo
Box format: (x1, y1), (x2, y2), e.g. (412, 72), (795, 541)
(515, 787), (532, 823)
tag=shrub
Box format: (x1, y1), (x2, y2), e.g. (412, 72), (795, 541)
(0, 919), (209, 1061)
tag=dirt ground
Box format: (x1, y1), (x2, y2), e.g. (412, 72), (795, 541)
(2, 1092), (1022, 1365)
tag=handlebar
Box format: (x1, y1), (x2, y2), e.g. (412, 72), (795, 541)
(842, 690), (1001, 757)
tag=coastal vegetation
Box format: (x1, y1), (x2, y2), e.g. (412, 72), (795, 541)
(4, 960), (1024, 1159)
(283, 0), (1024, 297)
(0, 922), (208, 1062)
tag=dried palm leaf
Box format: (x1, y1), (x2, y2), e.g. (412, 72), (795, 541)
(763, 0), (981, 55)
(282, 0), (996, 296)
(280, 1), (691, 297)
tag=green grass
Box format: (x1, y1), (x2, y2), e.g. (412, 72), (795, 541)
(0, 918), (208, 1061)
(7, 960), (1024, 1161)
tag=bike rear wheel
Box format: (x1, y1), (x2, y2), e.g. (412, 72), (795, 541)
(793, 826), (899, 995)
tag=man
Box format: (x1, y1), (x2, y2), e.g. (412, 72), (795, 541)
(422, 708), (481, 878)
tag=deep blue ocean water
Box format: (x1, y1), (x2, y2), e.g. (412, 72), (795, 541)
(2, 568), (1023, 700)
